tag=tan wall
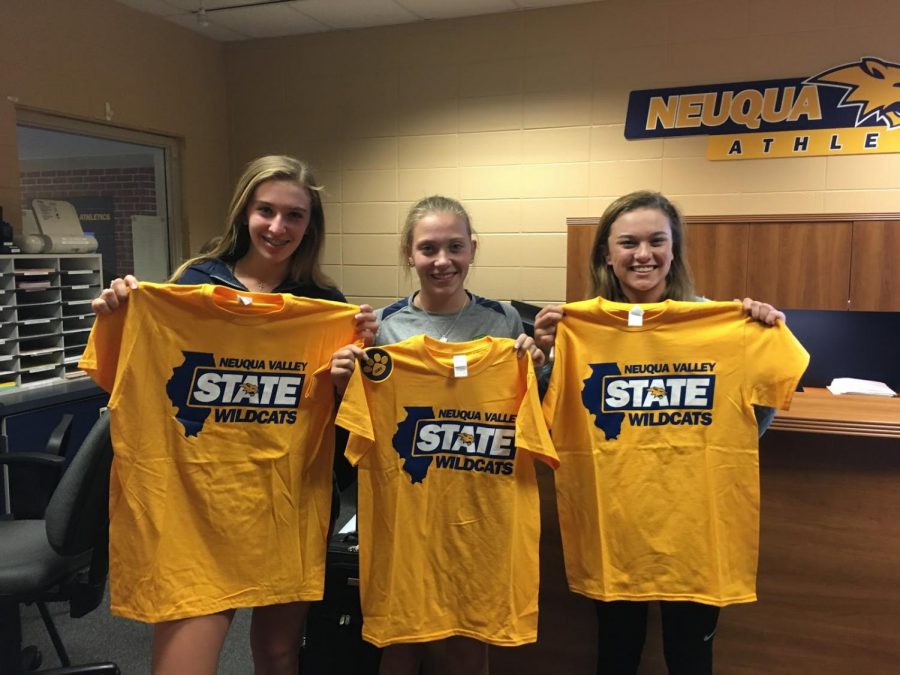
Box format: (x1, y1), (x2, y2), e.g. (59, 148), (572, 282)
(225, 0), (900, 307)
(0, 0), (231, 254)
(2, 1), (897, 304)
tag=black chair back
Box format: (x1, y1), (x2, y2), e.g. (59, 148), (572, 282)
(45, 414), (112, 558)
(45, 413), (113, 618)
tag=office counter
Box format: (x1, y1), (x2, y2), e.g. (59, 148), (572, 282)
(1, 379), (108, 513)
(770, 387), (900, 437)
(0, 378), (102, 416)
(0, 379), (107, 457)
(491, 391), (900, 674)
(706, 425), (899, 674)
(722, 388), (899, 673)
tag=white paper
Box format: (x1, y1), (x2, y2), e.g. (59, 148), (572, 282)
(826, 377), (896, 397)
(338, 515), (357, 534)
(131, 215), (169, 282)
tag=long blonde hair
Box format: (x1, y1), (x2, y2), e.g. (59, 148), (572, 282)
(171, 155), (333, 288)
(589, 191), (695, 301)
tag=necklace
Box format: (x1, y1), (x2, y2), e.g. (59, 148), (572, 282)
(419, 296), (469, 342)
(233, 262), (275, 293)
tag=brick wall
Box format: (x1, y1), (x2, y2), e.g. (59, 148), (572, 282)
(20, 166), (158, 277)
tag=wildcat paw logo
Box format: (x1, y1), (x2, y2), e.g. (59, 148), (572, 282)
(625, 55), (900, 159)
(361, 348), (392, 382)
(810, 57), (900, 129)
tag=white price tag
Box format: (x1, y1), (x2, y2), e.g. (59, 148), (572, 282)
(628, 304), (644, 327)
(453, 354), (468, 378)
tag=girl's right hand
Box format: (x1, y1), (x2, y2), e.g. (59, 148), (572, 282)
(353, 304), (377, 346)
(534, 304), (564, 353)
(92, 275), (139, 315)
(331, 343), (367, 398)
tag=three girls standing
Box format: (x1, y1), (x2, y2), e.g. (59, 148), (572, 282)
(91, 164), (797, 675)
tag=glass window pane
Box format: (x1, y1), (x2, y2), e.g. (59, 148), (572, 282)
(16, 124), (173, 284)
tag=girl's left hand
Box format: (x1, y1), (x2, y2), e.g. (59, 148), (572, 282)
(738, 298), (785, 326)
(514, 334), (546, 368)
(354, 304), (377, 346)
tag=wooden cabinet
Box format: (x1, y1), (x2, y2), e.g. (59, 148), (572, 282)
(568, 215), (900, 311)
(746, 221), (852, 310)
(850, 220), (900, 311)
(565, 219), (596, 301)
(0, 254), (102, 390)
(684, 223), (749, 303)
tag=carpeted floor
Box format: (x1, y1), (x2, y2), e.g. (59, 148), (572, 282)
(19, 588), (254, 674)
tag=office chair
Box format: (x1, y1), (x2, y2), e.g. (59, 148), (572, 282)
(0, 413), (119, 674)
(3, 414), (75, 521)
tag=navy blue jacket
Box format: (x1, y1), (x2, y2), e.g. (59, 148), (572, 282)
(178, 258), (346, 303)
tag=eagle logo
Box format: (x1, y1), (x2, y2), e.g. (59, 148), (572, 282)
(648, 386), (666, 400)
(809, 57), (900, 129)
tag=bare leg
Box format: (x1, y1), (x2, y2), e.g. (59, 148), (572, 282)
(152, 610), (235, 675)
(250, 601), (310, 675)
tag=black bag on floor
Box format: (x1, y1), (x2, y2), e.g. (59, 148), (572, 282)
(300, 487), (380, 675)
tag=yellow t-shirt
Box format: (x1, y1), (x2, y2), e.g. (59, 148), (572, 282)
(79, 282), (357, 622)
(543, 298), (809, 607)
(336, 335), (558, 647)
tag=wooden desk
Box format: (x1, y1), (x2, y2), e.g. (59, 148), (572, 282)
(771, 387), (900, 438)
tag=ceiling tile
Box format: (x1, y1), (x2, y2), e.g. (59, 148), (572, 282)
(294, 0), (420, 30)
(164, 11), (253, 40)
(112, 0), (599, 41)
(397, 0), (518, 21)
(164, 0), (257, 10)
(114, 0), (181, 15)
(208, 4), (329, 38)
